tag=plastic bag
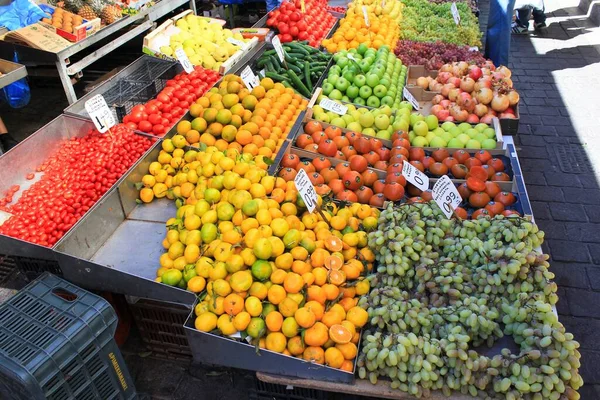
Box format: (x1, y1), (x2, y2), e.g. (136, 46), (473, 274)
(0, 0), (46, 31)
(1, 52), (31, 109)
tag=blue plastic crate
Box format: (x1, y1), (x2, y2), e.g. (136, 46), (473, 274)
(0, 273), (137, 400)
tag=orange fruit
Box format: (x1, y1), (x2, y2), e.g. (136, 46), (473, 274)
(324, 255), (343, 271)
(336, 342), (358, 360)
(312, 267), (328, 286)
(265, 332), (287, 353)
(325, 347), (345, 369)
(283, 272), (304, 294)
(294, 307), (316, 329)
(233, 311), (251, 331)
(304, 300), (324, 321)
(302, 272), (315, 286)
(340, 286), (356, 299)
(307, 285), (327, 305)
(339, 297), (357, 312)
(278, 297), (299, 318)
(223, 293), (245, 316)
(340, 360), (354, 372)
(303, 346), (325, 364)
(267, 284), (286, 305)
(322, 284), (340, 301)
(304, 322), (329, 347)
(270, 269), (287, 284)
(321, 311), (343, 328)
(328, 270), (346, 286)
(287, 336), (305, 356)
(245, 296), (263, 317)
(329, 324), (352, 344)
(346, 306), (369, 328)
(265, 311), (284, 332)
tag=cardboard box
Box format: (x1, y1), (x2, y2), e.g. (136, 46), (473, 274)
(38, 4), (101, 43)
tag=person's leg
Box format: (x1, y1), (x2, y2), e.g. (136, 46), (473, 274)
(486, 0), (518, 66)
(0, 116), (18, 152)
(516, 7), (531, 27)
(533, 6), (547, 29)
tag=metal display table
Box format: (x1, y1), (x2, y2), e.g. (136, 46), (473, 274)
(0, 58), (27, 89)
(0, 0), (195, 105)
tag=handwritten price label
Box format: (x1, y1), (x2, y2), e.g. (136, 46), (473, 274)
(402, 161), (430, 192)
(319, 98), (348, 115)
(175, 48), (194, 74)
(271, 35), (286, 63)
(451, 2), (461, 25)
(241, 65), (260, 89)
(403, 87), (420, 110)
(85, 94), (116, 133)
(301, 0), (306, 12)
(362, 6), (370, 27)
(432, 175), (462, 218)
(294, 168), (318, 213)
(492, 117), (500, 138)
(226, 37), (246, 48)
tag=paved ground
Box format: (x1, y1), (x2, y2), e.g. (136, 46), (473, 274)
(2, 0), (600, 398)
(507, 0), (600, 398)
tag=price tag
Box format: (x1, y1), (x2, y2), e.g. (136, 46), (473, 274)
(259, 69), (266, 77)
(402, 161), (430, 192)
(241, 65), (260, 89)
(492, 117), (500, 136)
(451, 2), (460, 25)
(362, 6), (370, 27)
(271, 35), (286, 64)
(0, 210), (13, 225)
(403, 87), (419, 110)
(347, 54), (357, 61)
(294, 168), (318, 213)
(175, 48), (194, 74)
(468, 46), (479, 52)
(432, 175), (462, 218)
(300, 0), (305, 13)
(85, 94), (116, 133)
(381, 0), (385, 7)
(226, 37), (246, 48)
(319, 98), (348, 115)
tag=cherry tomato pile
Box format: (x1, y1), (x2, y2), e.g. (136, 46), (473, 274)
(122, 66), (220, 136)
(266, 0), (337, 46)
(0, 125), (154, 247)
(326, 5), (346, 13)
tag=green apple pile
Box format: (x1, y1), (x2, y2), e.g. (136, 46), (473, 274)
(312, 101), (403, 140)
(408, 114), (497, 149)
(320, 44), (408, 109)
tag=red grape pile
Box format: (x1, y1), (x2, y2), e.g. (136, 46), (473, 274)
(395, 40), (486, 70)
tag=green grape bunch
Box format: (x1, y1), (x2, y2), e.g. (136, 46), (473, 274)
(358, 202), (582, 399)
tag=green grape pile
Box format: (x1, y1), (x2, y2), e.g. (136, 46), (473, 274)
(357, 203), (582, 399)
(399, 0), (482, 47)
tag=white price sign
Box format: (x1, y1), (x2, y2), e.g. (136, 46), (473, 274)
(469, 46), (479, 52)
(451, 2), (460, 25)
(226, 37), (246, 48)
(84, 94), (116, 133)
(175, 48), (194, 74)
(403, 87), (420, 110)
(241, 65), (260, 89)
(294, 168), (318, 213)
(300, 0), (305, 12)
(362, 6), (370, 27)
(432, 175), (462, 218)
(347, 54), (357, 62)
(0, 210), (13, 226)
(271, 35), (286, 63)
(381, 0), (385, 8)
(402, 161), (430, 192)
(319, 98), (348, 115)
(492, 117), (500, 136)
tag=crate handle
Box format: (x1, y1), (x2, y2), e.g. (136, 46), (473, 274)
(52, 287), (78, 302)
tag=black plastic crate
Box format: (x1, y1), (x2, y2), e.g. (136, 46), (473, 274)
(64, 56), (179, 123)
(0, 273), (136, 400)
(12, 255), (62, 281)
(128, 298), (192, 362)
(0, 254), (17, 284)
(250, 379), (328, 400)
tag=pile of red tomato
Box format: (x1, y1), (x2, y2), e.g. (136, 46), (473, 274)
(326, 5), (346, 13)
(266, 0), (337, 46)
(0, 125), (154, 247)
(122, 66), (220, 136)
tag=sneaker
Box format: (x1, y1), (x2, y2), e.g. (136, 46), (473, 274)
(0, 133), (18, 152)
(512, 23), (528, 34)
(534, 22), (547, 31)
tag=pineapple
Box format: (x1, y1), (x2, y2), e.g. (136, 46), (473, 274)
(63, 0), (86, 13)
(100, 5), (121, 24)
(77, 5), (97, 19)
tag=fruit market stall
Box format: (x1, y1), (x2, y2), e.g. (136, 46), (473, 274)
(0, 0), (585, 397)
(0, 0), (197, 104)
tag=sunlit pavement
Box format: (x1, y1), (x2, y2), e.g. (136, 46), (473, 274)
(508, 0), (600, 397)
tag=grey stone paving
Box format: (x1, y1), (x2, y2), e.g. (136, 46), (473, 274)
(509, 0), (600, 398)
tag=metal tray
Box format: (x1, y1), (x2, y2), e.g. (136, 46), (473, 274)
(0, 59), (27, 90)
(53, 143), (196, 305)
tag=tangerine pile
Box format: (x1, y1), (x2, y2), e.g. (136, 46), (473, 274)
(322, 4), (401, 52)
(172, 74), (307, 159)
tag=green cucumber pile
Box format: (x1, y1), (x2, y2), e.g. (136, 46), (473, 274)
(256, 41), (332, 98)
